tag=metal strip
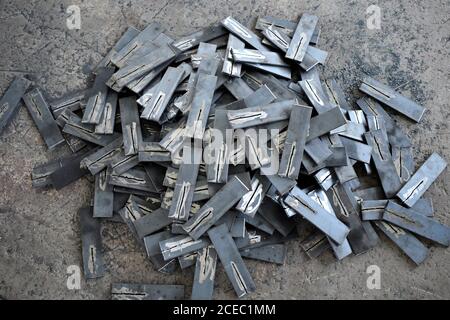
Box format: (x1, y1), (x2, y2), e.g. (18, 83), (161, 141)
(138, 142), (171, 162)
(109, 166), (159, 193)
(111, 283), (184, 300)
(182, 173), (251, 240)
(396, 152), (447, 207)
(285, 13), (318, 62)
(307, 107), (347, 142)
(383, 201), (450, 246)
(80, 137), (123, 175)
(322, 78), (351, 111)
(221, 16), (269, 52)
(230, 48), (288, 67)
(184, 73), (218, 140)
(191, 246), (218, 300)
(95, 90), (118, 134)
(278, 105), (312, 179)
(223, 77), (254, 100)
(359, 76), (426, 122)
(240, 212), (275, 235)
(340, 136), (372, 164)
(173, 24), (227, 52)
(23, 88), (65, 149)
(284, 186), (350, 244)
(49, 148), (94, 189)
(364, 130), (402, 198)
(79, 207), (105, 278)
(361, 200), (388, 221)
(93, 169), (114, 218)
(159, 235), (210, 260)
(240, 244), (286, 265)
(49, 90), (84, 118)
(374, 221), (428, 265)
(304, 138), (333, 165)
(299, 78), (334, 114)
(207, 224), (256, 298)
(119, 97), (142, 156)
(392, 146), (415, 184)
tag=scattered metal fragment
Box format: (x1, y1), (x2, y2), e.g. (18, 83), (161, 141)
(111, 283), (184, 300)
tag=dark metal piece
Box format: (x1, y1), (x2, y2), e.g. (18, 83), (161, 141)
(138, 142), (171, 162)
(207, 224), (256, 298)
(359, 76), (426, 122)
(258, 198), (296, 237)
(93, 169), (114, 218)
(240, 244), (286, 265)
(191, 246), (218, 300)
(300, 230), (330, 259)
(109, 166), (158, 193)
(80, 138), (123, 175)
(82, 68), (115, 124)
(49, 148), (94, 189)
(49, 90), (84, 118)
(223, 34), (245, 76)
(0, 77), (32, 134)
(396, 153), (447, 207)
(361, 200), (388, 221)
(133, 208), (172, 239)
(159, 235), (210, 261)
(23, 88), (65, 149)
(79, 207), (105, 278)
(95, 90), (118, 134)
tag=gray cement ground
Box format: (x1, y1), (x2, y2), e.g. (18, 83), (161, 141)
(0, 0), (449, 300)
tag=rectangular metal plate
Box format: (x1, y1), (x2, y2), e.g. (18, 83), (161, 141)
(285, 13), (318, 62)
(223, 34), (245, 76)
(221, 16), (269, 52)
(0, 77), (32, 134)
(49, 90), (84, 118)
(109, 166), (158, 193)
(258, 198), (296, 237)
(307, 107), (347, 142)
(359, 76), (426, 122)
(93, 169), (114, 218)
(191, 246), (218, 300)
(79, 207), (105, 278)
(173, 24), (227, 52)
(240, 244), (286, 265)
(23, 88), (65, 149)
(340, 136), (372, 164)
(207, 224), (256, 298)
(284, 186), (349, 244)
(118, 97), (142, 156)
(230, 48), (288, 67)
(95, 90), (118, 134)
(80, 137), (123, 175)
(235, 174), (271, 218)
(159, 235), (210, 261)
(383, 201), (450, 246)
(396, 152), (447, 207)
(182, 173), (251, 240)
(133, 208), (172, 239)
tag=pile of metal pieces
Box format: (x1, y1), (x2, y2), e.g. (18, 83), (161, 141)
(1, 13), (449, 300)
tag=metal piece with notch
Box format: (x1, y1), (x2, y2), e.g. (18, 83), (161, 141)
(79, 207), (105, 279)
(236, 174), (271, 218)
(221, 16), (269, 52)
(160, 235), (210, 261)
(240, 244), (286, 265)
(230, 48), (289, 67)
(23, 88), (65, 149)
(191, 246), (218, 300)
(93, 169), (114, 218)
(207, 224), (256, 298)
(182, 173), (251, 240)
(95, 90), (118, 134)
(133, 208), (172, 239)
(80, 138), (123, 175)
(359, 77), (426, 123)
(111, 283), (184, 300)
(223, 34), (245, 76)
(383, 201), (450, 246)
(361, 200), (388, 221)
(396, 152), (447, 207)
(173, 24), (227, 52)
(119, 97), (142, 156)
(109, 167), (158, 193)
(49, 90), (84, 118)
(286, 13), (318, 62)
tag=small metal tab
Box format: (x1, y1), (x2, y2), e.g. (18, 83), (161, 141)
(191, 42), (218, 68)
(313, 168), (338, 191)
(182, 173), (251, 240)
(109, 166), (159, 193)
(82, 67), (115, 124)
(304, 138), (333, 165)
(322, 78), (351, 111)
(221, 16), (269, 52)
(285, 13), (318, 62)
(256, 16), (297, 35)
(0, 77), (32, 134)
(306, 107), (347, 142)
(230, 48), (288, 67)
(383, 201), (450, 246)
(359, 76), (426, 122)
(133, 208), (172, 239)
(191, 246), (218, 300)
(223, 34), (245, 77)
(364, 130), (402, 198)
(80, 137), (123, 175)
(79, 207), (105, 279)
(285, 186), (350, 244)
(300, 230), (330, 259)
(340, 137), (372, 164)
(127, 59), (174, 94)
(361, 200), (388, 221)
(111, 283), (184, 300)
(227, 99), (296, 129)
(143, 230), (173, 257)
(223, 77), (254, 100)
(391, 146), (415, 184)
(23, 88), (65, 149)
(93, 169), (114, 218)
(184, 72), (218, 140)
(396, 153), (447, 207)
(95, 90), (118, 134)
(278, 105), (312, 179)
(207, 224), (256, 298)
(160, 235), (210, 261)
(169, 147), (201, 221)
(325, 183), (374, 254)
(374, 221), (428, 265)
(119, 97), (142, 156)
(236, 175), (271, 217)
(178, 253), (197, 269)
(240, 244), (287, 265)
(261, 25), (291, 52)
(299, 78), (334, 114)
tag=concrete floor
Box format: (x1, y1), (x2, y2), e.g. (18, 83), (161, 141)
(0, 0), (449, 300)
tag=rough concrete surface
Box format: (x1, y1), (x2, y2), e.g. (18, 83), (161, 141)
(0, 0), (449, 300)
